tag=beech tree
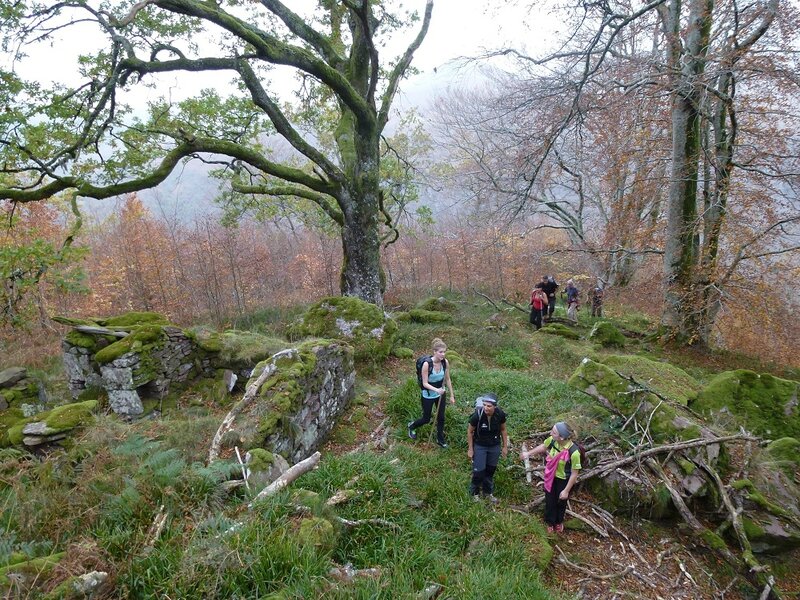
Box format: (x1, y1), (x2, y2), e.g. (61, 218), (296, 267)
(0, 0), (434, 306)
(445, 0), (799, 344)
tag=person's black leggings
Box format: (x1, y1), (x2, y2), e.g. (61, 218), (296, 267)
(544, 476), (569, 525)
(410, 394), (446, 441)
(547, 295), (556, 317)
(529, 308), (543, 329)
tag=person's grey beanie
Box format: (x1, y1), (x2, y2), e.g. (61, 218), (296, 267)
(475, 393), (498, 408)
(555, 421), (570, 438)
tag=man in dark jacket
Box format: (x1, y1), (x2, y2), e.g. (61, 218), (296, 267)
(540, 275), (559, 321)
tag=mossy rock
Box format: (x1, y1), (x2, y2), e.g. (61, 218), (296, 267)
(64, 330), (99, 350)
(415, 297), (458, 312)
(764, 437), (800, 477)
(539, 323), (580, 340)
(6, 400), (97, 446)
(296, 517), (336, 552)
(588, 321), (626, 347)
(597, 355), (702, 406)
(246, 448), (275, 472)
(98, 311), (169, 327)
(392, 346), (414, 359)
(395, 309), (453, 324)
(568, 359), (700, 442)
(0, 552), (64, 587)
(94, 325), (166, 365)
(691, 370), (800, 438)
(289, 297), (397, 363)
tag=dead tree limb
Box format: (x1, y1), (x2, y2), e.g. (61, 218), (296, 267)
(249, 451), (321, 508)
(73, 325), (129, 338)
(555, 545), (633, 580)
(646, 458), (781, 600)
(565, 509), (609, 538)
(579, 434), (758, 481)
(143, 505), (167, 553)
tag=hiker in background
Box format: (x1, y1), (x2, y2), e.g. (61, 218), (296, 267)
(590, 286), (604, 317)
(564, 279), (580, 323)
(529, 287), (548, 330)
(467, 393), (508, 503)
(408, 338), (456, 448)
(520, 421), (581, 533)
(540, 275), (559, 321)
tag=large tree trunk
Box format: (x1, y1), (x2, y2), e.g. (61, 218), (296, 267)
(661, 0), (715, 342)
(340, 190), (384, 306)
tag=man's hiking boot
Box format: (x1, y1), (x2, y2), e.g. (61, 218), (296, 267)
(407, 422), (416, 440)
(555, 523), (564, 533)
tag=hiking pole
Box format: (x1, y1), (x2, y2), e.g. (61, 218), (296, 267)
(521, 442), (532, 484)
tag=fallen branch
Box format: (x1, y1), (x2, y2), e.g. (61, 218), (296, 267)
(208, 352), (291, 464)
(580, 434), (758, 481)
(336, 516), (400, 531)
(143, 505), (167, 553)
(565, 509), (609, 538)
(249, 451), (321, 508)
(555, 545), (633, 580)
(74, 325), (129, 338)
(328, 563), (381, 583)
(472, 289), (502, 310)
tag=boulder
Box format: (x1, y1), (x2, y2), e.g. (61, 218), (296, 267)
(691, 370), (800, 438)
(6, 400), (97, 447)
(415, 296), (458, 312)
(288, 297), (397, 363)
(394, 309), (453, 324)
(0, 367), (26, 389)
(538, 323), (580, 340)
(596, 354), (702, 406)
(588, 321), (626, 347)
(220, 340), (355, 463)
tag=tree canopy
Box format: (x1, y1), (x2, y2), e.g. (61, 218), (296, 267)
(0, 0), (435, 306)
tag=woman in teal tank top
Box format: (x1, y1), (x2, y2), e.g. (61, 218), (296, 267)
(408, 337), (456, 447)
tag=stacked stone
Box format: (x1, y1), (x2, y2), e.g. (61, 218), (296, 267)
(63, 345), (98, 399)
(0, 367), (44, 416)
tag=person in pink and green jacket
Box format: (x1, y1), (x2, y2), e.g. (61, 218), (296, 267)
(520, 421), (581, 533)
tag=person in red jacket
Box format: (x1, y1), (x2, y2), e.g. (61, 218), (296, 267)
(529, 287), (548, 329)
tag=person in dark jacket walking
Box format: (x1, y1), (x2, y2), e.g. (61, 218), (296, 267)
(467, 393), (508, 503)
(540, 275), (559, 321)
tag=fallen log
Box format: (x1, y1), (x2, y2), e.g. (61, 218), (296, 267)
(249, 451), (321, 508)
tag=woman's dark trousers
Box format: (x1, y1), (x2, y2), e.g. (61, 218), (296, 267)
(470, 444), (501, 495)
(410, 394), (446, 442)
(544, 477), (569, 525)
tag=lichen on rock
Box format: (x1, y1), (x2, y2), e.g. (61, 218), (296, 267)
(288, 296), (397, 363)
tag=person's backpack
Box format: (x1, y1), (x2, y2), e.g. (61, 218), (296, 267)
(415, 355), (446, 390)
(548, 439), (589, 475)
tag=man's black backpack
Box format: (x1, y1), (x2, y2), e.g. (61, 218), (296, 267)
(548, 439), (588, 476)
(415, 355), (446, 390)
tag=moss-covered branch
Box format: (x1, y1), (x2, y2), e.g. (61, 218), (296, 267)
(231, 183), (344, 226)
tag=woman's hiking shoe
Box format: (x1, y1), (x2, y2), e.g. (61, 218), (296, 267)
(436, 439), (448, 448)
(555, 523), (564, 533)
(472, 494), (482, 502)
(407, 423), (416, 440)
(546, 525), (555, 534)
